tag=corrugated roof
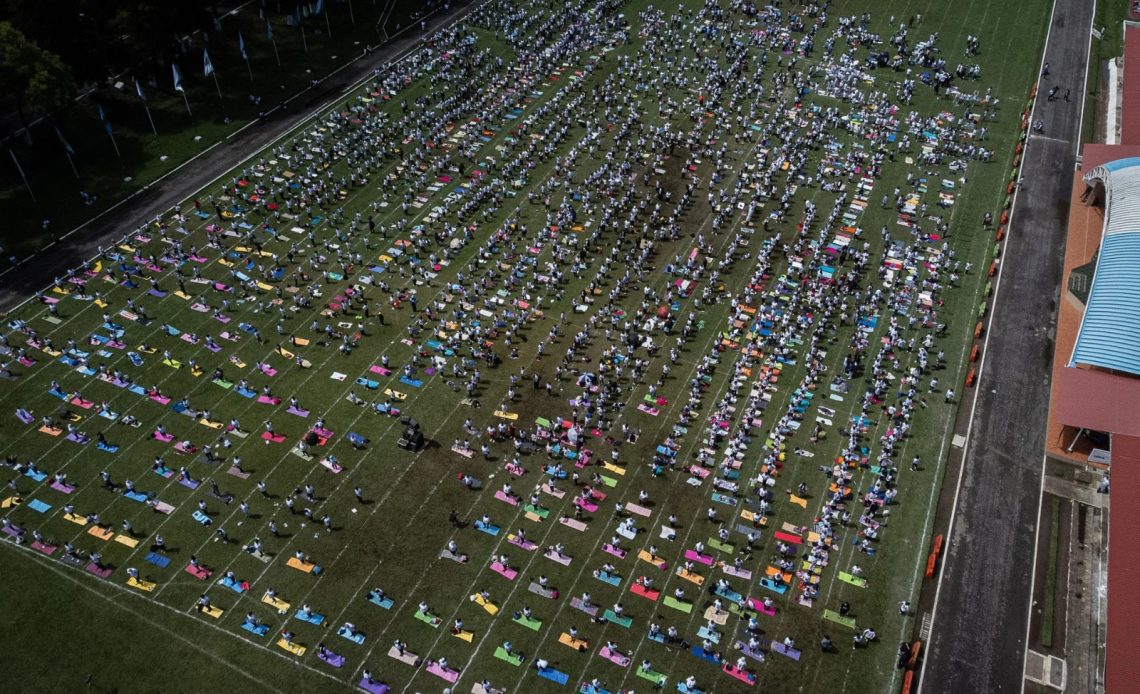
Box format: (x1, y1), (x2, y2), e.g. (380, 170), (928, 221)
(1123, 24), (1140, 145)
(1074, 160), (1140, 375)
(1107, 434), (1140, 694)
(1051, 367), (1140, 437)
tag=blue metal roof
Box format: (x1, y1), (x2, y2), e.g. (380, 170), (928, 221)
(1070, 233), (1140, 374)
(1073, 160), (1140, 375)
(1102, 157), (1140, 172)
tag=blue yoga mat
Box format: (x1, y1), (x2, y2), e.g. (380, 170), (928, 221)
(537, 667), (569, 686)
(27, 499), (51, 513)
(145, 552), (170, 568)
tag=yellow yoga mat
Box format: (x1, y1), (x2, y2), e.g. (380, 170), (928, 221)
(286, 557), (316, 573)
(262, 594), (291, 611)
(88, 526), (114, 541)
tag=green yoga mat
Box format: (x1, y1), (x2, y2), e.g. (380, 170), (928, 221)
(512, 614), (542, 631)
(663, 596), (693, 614)
(494, 646), (524, 666)
(824, 609), (857, 629)
(523, 504), (550, 519)
(838, 571), (867, 588)
(637, 667), (667, 686)
(602, 609), (632, 628)
(413, 610), (440, 627)
(708, 538), (735, 554)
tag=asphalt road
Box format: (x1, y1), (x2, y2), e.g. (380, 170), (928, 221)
(0, 0), (483, 312)
(920, 0), (1094, 691)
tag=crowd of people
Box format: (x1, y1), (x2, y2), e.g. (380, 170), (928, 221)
(0, 0), (1004, 689)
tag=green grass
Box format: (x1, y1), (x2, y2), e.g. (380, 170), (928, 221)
(1082, 0), (1130, 143)
(0, 0), (1053, 691)
(1040, 496), (1061, 649)
(0, 548), (335, 694)
(0, 0), (439, 263)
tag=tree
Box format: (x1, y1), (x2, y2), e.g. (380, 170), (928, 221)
(3, 0), (105, 84)
(108, 1), (211, 74)
(0, 22), (75, 143)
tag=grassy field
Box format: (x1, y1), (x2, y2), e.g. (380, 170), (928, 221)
(1081, 0), (1129, 143)
(0, 0), (1050, 692)
(0, 0), (441, 263)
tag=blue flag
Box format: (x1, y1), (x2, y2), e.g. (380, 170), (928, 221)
(55, 126), (74, 155)
(97, 106), (112, 135)
(173, 64), (184, 93)
(204, 49), (215, 77)
(238, 32), (248, 61)
(135, 79), (146, 101)
(267, 19), (274, 40)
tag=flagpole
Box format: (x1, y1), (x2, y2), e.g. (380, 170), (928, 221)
(245, 58), (253, 82)
(144, 103), (158, 136)
(212, 70), (224, 103)
(63, 147), (79, 179)
(272, 37), (282, 66)
(107, 128), (121, 160)
(181, 91), (194, 120)
(9, 150), (37, 205)
(325, 11), (332, 38)
(54, 126), (80, 178)
(301, 22), (309, 52)
(348, 0), (355, 24)
(65, 152), (78, 179)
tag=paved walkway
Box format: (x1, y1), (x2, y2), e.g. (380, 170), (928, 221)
(1043, 475), (1108, 509)
(0, 0), (484, 312)
(920, 0), (1096, 690)
(1056, 496), (1108, 693)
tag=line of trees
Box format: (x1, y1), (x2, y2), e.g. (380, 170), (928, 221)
(0, 1), (312, 142)
(3, 0), (215, 84)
